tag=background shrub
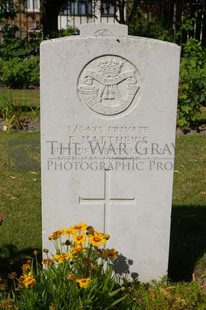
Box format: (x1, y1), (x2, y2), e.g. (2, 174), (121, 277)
(0, 22), (41, 89)
(0, 56), (39, 88)
(178, 39), (206, 128)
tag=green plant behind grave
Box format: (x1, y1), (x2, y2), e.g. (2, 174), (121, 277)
(0, 57), (39, 89)
(178, 38), (206, 128)
(0, 21), (41, 89)
(0, 20), (41, 61)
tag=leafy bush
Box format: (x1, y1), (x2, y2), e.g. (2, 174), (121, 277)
(0, 56), (39, 88)
(0, 22), (41, 89)
(0, 22), (41, 61)
(178, 39), (206, 128)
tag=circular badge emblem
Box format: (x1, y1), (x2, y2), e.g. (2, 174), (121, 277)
(77, 55), (141, 117)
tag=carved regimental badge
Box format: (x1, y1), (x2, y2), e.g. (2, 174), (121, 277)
(78, 55), (141, 116)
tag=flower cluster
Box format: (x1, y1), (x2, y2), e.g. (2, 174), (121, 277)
(4, 223), (123, 310)
(46, 223), (111, 263)
(16, 223), (118, 294)
(44, 223), (119, 289)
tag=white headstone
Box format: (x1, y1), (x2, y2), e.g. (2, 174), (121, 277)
(41, 23), (180, 282)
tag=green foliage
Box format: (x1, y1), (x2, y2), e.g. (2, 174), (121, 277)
(0, 56), (39, 89)
(0, 91), (40, 131)
(0, 21), (41, 89)
(127, 7), (173, 42)
(0, 88), (40, 130)
(123, 277), (206, 309)
(0, 37), (38, 60)
(0, 88), (40, 107)
(0, 21), (41, 61)
(128, 8), (206, 129)
(0, 92), (23, 130)
(1, 223), (205, 309)
(60, 26), (79, 37)
(178, 39), (206, 127)
(177, 18), (196, 41)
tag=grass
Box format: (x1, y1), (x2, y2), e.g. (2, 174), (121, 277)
(0, 88), (40, 130)
(173, 135), (206, 206)
(0, 131), (41, 277)
(200, 106), (206, 120)
(0, 88), (40, 108)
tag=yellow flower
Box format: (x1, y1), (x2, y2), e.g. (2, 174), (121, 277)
(19, 272), (36, 289)
(71, 244), (84, 255)
(62, 228), (72, 235)
(76, 278), (91, 289)
(103, 248), (119, 259)
(53, 254), (61, 262)
(67, 273), (75, 281)
(48, 230), (62, 240)
(73, 233), (86, 245)
(70, 223), (88, 233)
(64, 252), (73, 260)
(53, 252), (72, 264)
(100, 232), (110, 240)
(42, 258), (54, 266)
(88, 231), (109, 247)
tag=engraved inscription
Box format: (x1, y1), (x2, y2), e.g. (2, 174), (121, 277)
(94, 29), (113, 36)
(45, 125), (175, 172)
(78, 55), (141, 117)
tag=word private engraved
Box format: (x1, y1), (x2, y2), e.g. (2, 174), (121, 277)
(78, 55), (141, 116)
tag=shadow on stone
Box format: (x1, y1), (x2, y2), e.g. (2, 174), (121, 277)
(112, 254), (133, 276)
